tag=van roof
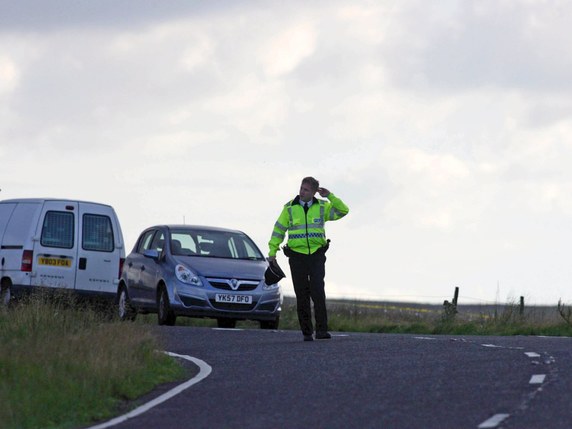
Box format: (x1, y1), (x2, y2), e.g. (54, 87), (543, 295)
(0, 198), (113, 208)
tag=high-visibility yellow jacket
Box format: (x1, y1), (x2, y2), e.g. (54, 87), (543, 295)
(268, 193), (349, 257)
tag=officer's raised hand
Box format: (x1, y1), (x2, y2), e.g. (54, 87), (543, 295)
(317, 187), (330, 197)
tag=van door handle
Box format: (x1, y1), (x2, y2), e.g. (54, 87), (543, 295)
(128, 262), (133, 268)
(79, 258), (87, 270)
(140, 266), (146, 271)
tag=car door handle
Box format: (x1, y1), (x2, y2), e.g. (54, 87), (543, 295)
(140, 265), (146, 271)
(128, 262), (133, 268)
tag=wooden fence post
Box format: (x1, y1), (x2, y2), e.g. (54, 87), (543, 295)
(443, 286), (459, 321)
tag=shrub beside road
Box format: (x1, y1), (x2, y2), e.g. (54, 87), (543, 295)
(0, 294), (184, 429)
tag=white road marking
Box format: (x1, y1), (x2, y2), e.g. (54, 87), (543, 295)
(86, 352), (212, 429)
(212, 328), (244, 331)
(478, 413), (510, 428)
(481, 344), (503, 348)
(414, 336), (436, 340)
(525, 352), (541, 358)
(536, 335), (572, 339)
(529, 374), (546, 384)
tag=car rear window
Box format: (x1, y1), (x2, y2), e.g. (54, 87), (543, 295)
(41, 211), (74, 249)
(82, 214), (115, 252)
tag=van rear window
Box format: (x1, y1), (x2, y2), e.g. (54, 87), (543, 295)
(83, 214), (115, 252)
(41, 211), (74, 249)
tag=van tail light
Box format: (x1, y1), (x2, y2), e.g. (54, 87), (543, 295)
(21, 250), (34, 272)
(118, 257), (125, 278)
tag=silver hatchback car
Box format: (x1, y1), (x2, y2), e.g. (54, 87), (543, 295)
(118, 225), (282, 328)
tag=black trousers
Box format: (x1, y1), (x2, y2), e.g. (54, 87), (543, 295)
(288, 250), (327, 335)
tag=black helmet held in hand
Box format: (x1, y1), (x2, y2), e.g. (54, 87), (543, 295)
(265, 259), (285, 285)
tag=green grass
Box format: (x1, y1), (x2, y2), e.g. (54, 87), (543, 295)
(0, 292), (184, 429)
(321, 298), (572, 336)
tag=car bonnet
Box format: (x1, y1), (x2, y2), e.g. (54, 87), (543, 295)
(177, 256), (267, 280)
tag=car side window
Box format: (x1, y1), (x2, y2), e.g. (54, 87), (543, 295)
(150, 231), (165, 252)
(137, 230), (155, 253)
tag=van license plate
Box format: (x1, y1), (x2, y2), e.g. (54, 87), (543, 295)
(38, 257), (72, 267)
(215, 294), (252, 304)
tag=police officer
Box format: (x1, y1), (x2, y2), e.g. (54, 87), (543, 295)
(268, 177), (349, 341)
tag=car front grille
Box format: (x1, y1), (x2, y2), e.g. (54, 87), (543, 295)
(209, 300), (257, 311)
(207, 278), (259, 291)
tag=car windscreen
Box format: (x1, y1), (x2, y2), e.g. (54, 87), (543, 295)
(169, 229), (265, 260)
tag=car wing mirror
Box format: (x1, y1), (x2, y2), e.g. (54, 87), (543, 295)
(143, 249), (160, 260)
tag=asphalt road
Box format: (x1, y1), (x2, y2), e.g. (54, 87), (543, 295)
(92, 327), (572, 429)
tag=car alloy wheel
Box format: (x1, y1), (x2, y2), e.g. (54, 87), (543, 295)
(118, 287), (136, 321)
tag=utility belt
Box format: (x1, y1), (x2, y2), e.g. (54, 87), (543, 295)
(282, 239), (330, 258)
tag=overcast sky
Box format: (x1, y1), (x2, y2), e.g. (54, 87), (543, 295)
(2, 0), (572, 305)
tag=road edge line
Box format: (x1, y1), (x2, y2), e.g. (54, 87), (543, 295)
(85, 352), (212, 429)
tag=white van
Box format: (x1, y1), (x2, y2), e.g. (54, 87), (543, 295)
(0, 199), (125, 305)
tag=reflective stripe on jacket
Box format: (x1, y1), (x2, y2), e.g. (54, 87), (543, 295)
(268, 193), (349, 257)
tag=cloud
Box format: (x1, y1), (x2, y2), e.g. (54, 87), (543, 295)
(382, 1), (572, 94)
(381, 147), (476, 229)
(259, 21), (317, 77)
(0, 0), (238, 32)
(0, 55), (19, 93)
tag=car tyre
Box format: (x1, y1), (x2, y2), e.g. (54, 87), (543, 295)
(158, 287), (176, 326)
(117, 286), (137, 321)
(260, 317), (280, 330)
(217, 318), (237, 329)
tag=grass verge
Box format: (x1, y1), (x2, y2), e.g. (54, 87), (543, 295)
(150, 296), (572, 337)
(322, 298), (572, 336)
(0, 292), (184, 429)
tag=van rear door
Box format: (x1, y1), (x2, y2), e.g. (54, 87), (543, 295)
(33, 201), (78, 290)
(75, 203), (122, 296)
(0, 203), (17, 243)
(1, 201), (42, 283)
(0, 202), (18, 276)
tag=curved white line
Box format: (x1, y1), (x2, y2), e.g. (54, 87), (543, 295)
(86, 352), (212, 429)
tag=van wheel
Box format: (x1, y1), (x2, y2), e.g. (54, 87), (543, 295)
(117, 287), (136, 321)
(158, 287), (176, 326)
(260, 317), (279, 330)
(217, 318), (237, 329)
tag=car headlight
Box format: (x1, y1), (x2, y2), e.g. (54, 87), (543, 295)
(175, 264), (203, 286)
